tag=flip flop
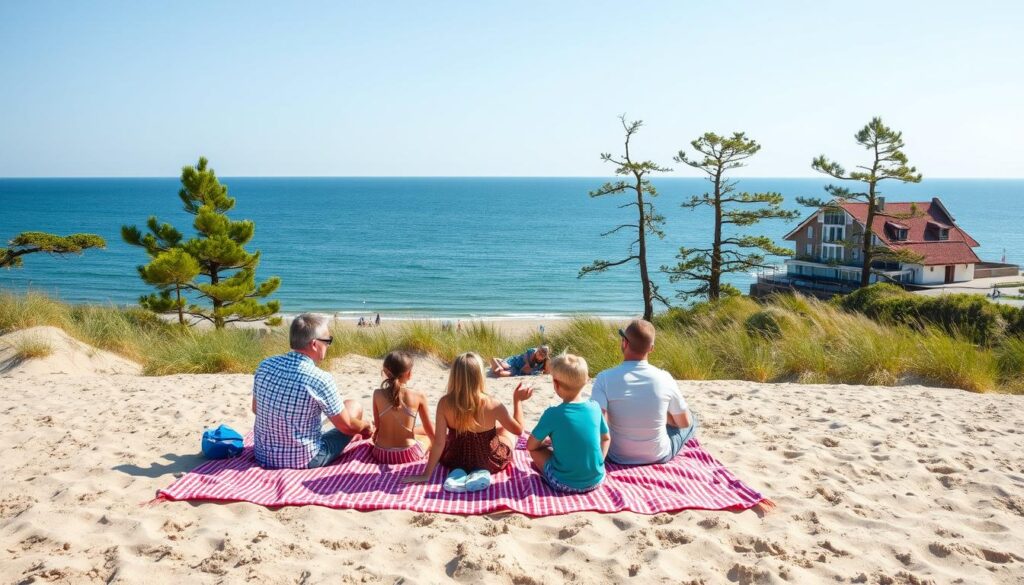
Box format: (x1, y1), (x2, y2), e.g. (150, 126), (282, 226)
(443, 468), (469, 493)
(465, 469), (492, 492)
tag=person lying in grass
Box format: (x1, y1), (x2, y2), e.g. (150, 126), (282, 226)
(489, 345), (550, 377)
(527, 353), (609, 493)
(370, 351), (435, 464)
(402, 352), (533, 492)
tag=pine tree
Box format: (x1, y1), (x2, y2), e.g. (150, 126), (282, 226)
(123, 157), (280, 328)
(580, 116), (671, 321)
(1, 232), (105, 268)
(798, 117), (923, 288)
(666, 132), (799, 301)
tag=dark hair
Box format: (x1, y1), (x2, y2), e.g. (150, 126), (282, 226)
(381, 351), (414, 407)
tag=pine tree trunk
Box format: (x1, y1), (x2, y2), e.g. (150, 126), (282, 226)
(710, 171), (723, 301)
(175, 285), (184, 326)
(636, 178), (653, 321)
(210, 264), (224, 329)
(860, 183), (877, 288)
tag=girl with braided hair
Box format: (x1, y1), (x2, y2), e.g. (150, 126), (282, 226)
(370, 351), (435, 464)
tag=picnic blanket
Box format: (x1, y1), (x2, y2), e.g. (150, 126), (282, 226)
(158, 435), (765, 516)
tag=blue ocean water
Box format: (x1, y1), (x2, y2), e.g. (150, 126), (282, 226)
(0, 177), (1020, 317)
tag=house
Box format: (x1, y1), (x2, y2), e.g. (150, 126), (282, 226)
(760, 197), (983, 296)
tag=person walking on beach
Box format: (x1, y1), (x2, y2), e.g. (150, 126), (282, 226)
(251, 313), (373, 469)
(375, 313), (381, 326)
(591, 319), (696, 465)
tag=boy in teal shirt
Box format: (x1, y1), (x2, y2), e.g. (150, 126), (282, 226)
(527, 353), (610, 493)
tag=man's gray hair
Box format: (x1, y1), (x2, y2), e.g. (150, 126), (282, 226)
(290, 313), (329, 350)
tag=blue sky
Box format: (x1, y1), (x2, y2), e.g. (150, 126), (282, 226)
(1, 1), (1021, 177)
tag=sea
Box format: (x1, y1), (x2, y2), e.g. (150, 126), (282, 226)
(0, 178), (1020, 319)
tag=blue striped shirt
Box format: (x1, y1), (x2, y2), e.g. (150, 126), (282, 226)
(253, 352), (344, 469)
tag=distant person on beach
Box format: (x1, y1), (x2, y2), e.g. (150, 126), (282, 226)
(251, 314), (373, 469)
(402, 352), (532, 490)
(357, 316), (365, 327)
(527, 353), (609, 493)
(371, 351), (435, 463)
(490, 345), (550, 377)
(591, 319), (696, 466)
(375, 313), (381, 326)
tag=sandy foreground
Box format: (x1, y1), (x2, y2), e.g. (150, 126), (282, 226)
(2, 327), (1024, 584)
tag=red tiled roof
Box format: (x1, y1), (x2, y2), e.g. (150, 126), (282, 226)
(837, 198), (981, 266)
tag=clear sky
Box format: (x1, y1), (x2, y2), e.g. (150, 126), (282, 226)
(1, 1), (1021, 177)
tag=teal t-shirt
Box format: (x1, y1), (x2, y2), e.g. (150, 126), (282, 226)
(531, 400), (609, 489)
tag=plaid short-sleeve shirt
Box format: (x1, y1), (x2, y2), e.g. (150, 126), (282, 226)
(253, 352), (344, 469)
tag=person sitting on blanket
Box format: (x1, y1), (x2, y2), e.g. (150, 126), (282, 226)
(402, 352), (533, 490)
(370, 351), (435, 464)
(489, 345), (550, 377)
(527, 353), (610, 493)
(591, 319), (697, 466)
(251, 313), (373, 469)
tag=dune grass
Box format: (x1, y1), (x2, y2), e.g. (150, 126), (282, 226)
(1, 289), (1022, 393)
(13, 336), (53, 360)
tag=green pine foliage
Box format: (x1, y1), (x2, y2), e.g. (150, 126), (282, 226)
(1, 231), (106, 268)
(798, 117), (924, 287)
(123, 157), (280, 328)
(667, 132), (799, 301)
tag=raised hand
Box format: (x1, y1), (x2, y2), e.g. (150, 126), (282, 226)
(513, 382), (534, 402)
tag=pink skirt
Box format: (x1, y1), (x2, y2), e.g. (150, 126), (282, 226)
(370, 442), (426, 465)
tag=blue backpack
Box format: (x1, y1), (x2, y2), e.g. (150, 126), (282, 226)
(201, 424), (244, 459)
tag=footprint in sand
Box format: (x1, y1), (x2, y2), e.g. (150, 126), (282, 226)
(654, 529), (694, 546)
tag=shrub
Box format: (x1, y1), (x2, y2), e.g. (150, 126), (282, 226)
(837, 283), (1013, 345)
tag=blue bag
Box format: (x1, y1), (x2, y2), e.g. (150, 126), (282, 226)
(201, 424), (244, 459)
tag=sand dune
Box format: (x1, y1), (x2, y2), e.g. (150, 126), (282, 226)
(0, 326), (140, 377)
(1, 342), (1023, 583)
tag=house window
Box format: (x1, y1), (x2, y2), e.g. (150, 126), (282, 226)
(806, 243), (812, 256)
(852, 248), (859, 260)
(823, 211), (845, 225)
(823, 225), (844, 242)
(822, 244), (844, 262)
(939, 228), (949, 241)
(808, 226), (814, 239)
(894, 228), (908, 241)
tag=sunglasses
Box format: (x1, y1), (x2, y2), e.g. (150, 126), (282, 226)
(316, 337), (334, 346)
(618, 328), (629, 343)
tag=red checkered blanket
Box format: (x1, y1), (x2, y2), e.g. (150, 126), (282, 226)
(158, 435), (765, 516)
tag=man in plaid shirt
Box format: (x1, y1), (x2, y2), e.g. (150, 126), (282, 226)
(252, 313), (373, 469)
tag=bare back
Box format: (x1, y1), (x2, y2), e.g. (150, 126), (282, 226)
(373, 387), (427, 448)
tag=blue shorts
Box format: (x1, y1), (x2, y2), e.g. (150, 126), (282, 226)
(306, 429), (354, 469)
(542, 462), (602, 494)
(656, 411), (699, 464)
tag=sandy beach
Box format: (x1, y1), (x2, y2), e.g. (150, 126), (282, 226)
(2, 326), (1023, 584)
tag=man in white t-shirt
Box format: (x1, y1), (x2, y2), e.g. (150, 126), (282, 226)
(590, 319), (697, 465)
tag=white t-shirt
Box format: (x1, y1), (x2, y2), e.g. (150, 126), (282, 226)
(591, 360), (688, 465)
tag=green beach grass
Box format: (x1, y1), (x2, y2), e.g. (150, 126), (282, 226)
(1, 289), (1022, 393)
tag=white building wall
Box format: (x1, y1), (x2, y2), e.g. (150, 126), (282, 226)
(954, 263), (975, 281)
(913, 264), (946, 285)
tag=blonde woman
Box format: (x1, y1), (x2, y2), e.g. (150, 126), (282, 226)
(402, 352), (533, 491)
